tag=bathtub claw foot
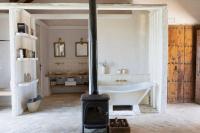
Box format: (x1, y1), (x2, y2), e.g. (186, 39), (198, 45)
(133, 105), (141, 114)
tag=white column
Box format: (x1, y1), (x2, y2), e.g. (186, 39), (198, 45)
(148, 7), (168, 113)
(9, 9), (22, 116)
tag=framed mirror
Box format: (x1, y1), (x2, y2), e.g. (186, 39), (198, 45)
(75, 38), (88, 57)
(54, 38), (65, 57)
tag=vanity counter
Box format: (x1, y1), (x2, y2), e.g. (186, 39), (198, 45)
(46, 72), (89, 94)
(46, 72), (88, 78)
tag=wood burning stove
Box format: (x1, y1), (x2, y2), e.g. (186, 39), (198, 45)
(81, 0), (110, 132)
(81, 94), (109, 132)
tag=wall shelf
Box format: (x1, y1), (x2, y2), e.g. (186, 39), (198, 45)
(17, 58), (38, 62)
(50, 84), (88, 89)
(16, 33), (38, 40)
(0, 90), (11, 96)
(17, 79), (39, 87)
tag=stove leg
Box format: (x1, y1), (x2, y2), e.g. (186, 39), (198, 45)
(82, 126), (84, 133)
(107, 126), (109, 133)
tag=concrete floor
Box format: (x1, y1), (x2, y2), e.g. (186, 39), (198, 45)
(0, 94), (200, 133)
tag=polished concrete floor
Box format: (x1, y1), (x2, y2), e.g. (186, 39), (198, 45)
(0, 94), (200, 133)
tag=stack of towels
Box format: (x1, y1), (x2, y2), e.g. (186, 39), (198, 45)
(65, 78), (77, 86)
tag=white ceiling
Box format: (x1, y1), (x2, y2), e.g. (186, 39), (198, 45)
(41, 19), (88, 26)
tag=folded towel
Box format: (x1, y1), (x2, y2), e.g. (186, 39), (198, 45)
(65, 81), (76, 86)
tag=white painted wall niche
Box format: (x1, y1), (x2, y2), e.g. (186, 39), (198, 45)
(97, 8), (167, 112)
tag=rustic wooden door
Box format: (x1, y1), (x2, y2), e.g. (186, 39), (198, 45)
(195, 26), (200, 104)
(168, 25), (195, 103)
(183, 26), (195, 102)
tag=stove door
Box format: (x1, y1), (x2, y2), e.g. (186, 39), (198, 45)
(83, 102), (108, 126)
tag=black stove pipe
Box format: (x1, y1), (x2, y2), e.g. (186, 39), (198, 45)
(89, 0), (98, 95)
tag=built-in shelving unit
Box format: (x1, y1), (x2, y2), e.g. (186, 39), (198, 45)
(10, 9), (39, 115)
(17, 79), (39, 87)
(16, 32), (38, 40)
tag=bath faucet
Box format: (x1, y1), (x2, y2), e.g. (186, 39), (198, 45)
(117, 69), (128, 74)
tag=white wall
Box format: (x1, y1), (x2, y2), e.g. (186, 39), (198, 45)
(48, 28), (88, 73)
(134, 0), (166, 4)
(134, 0), (200, 24)
(0, 14), (10, 89)
(167, 0), (200, 24)
(97, 11), (149, 82)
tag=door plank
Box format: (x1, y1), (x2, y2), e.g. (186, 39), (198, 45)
(195, 28), (200, 104)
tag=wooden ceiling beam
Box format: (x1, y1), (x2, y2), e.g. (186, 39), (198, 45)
(9, 0), (34, 3)
(9, 0), (20, 2)
(24, 0), (34, 3)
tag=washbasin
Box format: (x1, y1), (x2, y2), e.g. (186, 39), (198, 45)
(48, 72), (64, 75)
(48, 71), (88, 75)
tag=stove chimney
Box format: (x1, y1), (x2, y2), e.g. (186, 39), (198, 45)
(89, 0), (98, 95)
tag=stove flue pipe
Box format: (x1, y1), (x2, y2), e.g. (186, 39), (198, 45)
(89, 0), (98, 95)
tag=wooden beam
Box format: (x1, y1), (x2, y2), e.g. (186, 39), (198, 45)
(9, 0), (19, 2)
(24, 0), (34, 3)
(9, 0), (34, 3)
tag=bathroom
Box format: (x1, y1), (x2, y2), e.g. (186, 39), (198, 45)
(32, 9), (162, 115)
(1, 6), (167, 115)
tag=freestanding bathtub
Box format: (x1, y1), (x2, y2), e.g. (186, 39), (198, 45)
(98, 81), (155, 115)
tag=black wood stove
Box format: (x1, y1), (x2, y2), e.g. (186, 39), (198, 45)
(81, 0), (110, 132)
(81, 94), (109, 132)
